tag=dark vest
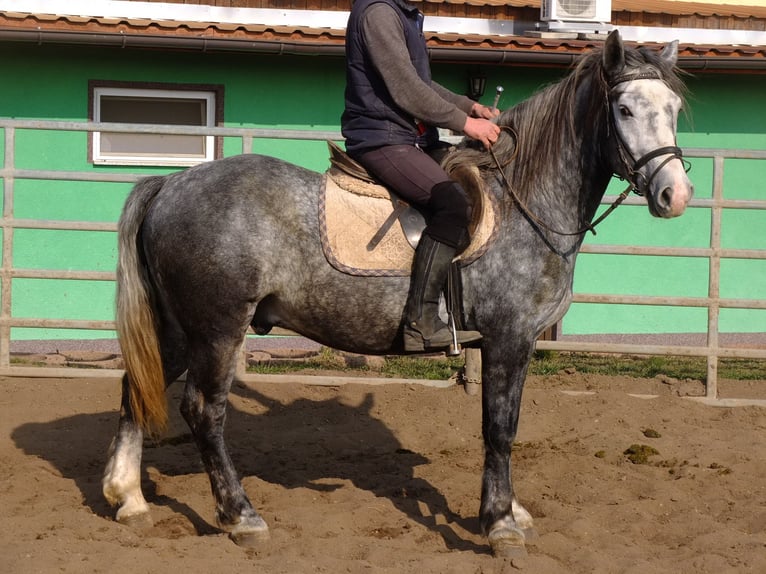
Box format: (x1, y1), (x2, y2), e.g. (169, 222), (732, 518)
(341, 0), (439, 155)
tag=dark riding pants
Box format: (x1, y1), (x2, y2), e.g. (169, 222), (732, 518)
(352, 144), (471, 249)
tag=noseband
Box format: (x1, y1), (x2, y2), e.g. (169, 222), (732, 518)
(608, 71), (689, 197)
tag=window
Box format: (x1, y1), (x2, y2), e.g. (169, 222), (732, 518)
(90, 82), (223, 166)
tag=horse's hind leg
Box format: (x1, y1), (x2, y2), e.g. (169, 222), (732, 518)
(180, 336), (269, 546)
(103, 326), (187, 527)
(102, 374), (153, 526)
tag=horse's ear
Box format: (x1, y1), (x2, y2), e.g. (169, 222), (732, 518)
(660, 40), (679, 66)
(602, 29), (625, 77)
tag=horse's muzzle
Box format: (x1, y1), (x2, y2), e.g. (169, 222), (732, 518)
(649, 161), (694, 218)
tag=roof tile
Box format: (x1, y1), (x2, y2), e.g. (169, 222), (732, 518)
(1, 5), (765, 65)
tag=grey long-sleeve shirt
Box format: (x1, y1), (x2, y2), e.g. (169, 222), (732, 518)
(361, 3), (475, 134)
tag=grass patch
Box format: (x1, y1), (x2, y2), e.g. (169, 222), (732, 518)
(380, 356), (464, 380)
(529, 351), (766, 381)
(10, 356), (47, 367)
(248, 347), (346, 375)
(247, 348), (765, 382)
(247, 349), (463, 381)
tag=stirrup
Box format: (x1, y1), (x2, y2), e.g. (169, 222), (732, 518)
(447, 312), (461, 356)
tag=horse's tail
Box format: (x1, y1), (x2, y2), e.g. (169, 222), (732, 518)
(116, 175), (168, 435)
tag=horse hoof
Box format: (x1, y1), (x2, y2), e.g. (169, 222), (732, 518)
(225, 513), (271, 548)
(488, 526), (527, 558)
(229, 527), (270, 548)
(117, 511), (153, 530)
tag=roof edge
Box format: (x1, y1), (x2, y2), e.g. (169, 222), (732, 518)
(1, 28), (764, 71)
(2, 3), (766, 45)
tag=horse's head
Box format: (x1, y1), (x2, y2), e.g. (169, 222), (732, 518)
(602, 30), (694, 218)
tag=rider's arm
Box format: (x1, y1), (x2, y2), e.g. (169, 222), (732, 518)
(361, 4), (469, 132)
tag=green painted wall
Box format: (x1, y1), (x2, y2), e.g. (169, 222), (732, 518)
(566, 73), (766, 335)
(0, 42), (763, 340)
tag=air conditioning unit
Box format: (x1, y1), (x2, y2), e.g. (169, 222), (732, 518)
(541, 0), (612, 23)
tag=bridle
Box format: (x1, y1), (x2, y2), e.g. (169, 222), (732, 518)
(608, 71), (690, 198)
(490, 69), (690, 237)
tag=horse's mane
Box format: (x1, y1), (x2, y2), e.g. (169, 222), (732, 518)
(443, 43), (687, 200)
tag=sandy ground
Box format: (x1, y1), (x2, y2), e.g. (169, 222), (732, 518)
(1, 370), (765, 574)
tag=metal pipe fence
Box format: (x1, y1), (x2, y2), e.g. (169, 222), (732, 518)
(1, 119), (764, 404)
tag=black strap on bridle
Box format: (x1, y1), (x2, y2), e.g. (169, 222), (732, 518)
(627, 145), (685, 197)
(609, 112), (686, 198)
(490, 71), (689, 237)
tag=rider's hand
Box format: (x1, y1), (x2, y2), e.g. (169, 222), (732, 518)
(464, 116), (501, 150)
(471, 102), (501, 120)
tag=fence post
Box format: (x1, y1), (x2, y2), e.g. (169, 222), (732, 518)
(0, 126), (15, 368)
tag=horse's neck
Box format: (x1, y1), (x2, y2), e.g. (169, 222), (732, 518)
(490, 131), (612, 257)
(573, 78), (614, 222)
(529, 90), (611, 232)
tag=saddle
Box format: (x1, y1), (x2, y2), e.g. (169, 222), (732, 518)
(320, 141), (498, 277)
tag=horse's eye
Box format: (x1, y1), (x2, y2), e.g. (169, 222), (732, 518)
(619, 105), (632, 118)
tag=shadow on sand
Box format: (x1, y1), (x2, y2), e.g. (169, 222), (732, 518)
(12, 378), (487, 553)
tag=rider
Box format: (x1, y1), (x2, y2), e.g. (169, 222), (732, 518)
(342, 0), (501, 352)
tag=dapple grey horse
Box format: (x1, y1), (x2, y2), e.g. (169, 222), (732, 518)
(103, 31), (693, 556)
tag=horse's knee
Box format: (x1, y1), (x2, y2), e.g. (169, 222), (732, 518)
(484, 423), (514, 459)
(179, 386), (202, 427)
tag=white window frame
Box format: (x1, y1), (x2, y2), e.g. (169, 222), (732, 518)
(92, 87), (216, 167)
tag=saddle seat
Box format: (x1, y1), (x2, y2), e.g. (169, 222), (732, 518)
(321, 141), (497, 277)
(327, 141), (487, 240)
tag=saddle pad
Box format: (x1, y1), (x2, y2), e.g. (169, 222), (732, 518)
(319, 172), (498, 277)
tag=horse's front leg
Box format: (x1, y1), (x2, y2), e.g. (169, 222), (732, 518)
(181, 343), (269, 546)
(480, 337), (537, 557)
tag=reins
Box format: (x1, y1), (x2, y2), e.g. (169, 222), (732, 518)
(489, 131), (633, 237)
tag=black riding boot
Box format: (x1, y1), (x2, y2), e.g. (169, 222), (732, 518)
(403, 234), (482, 352)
